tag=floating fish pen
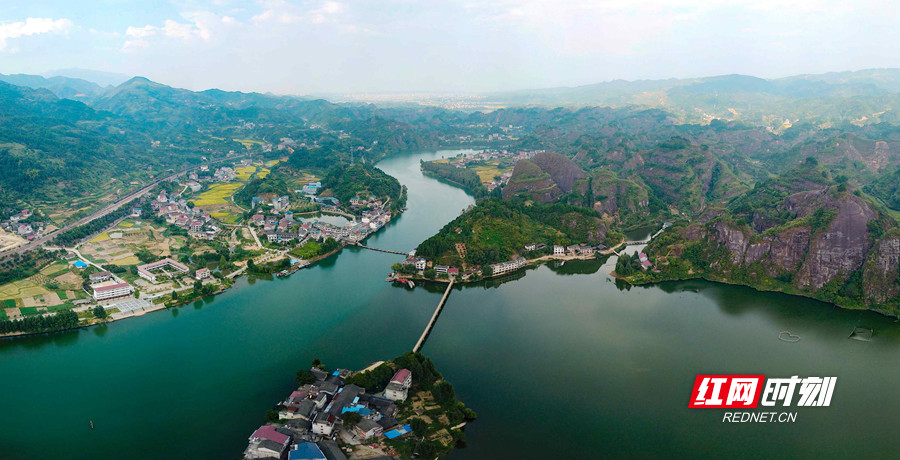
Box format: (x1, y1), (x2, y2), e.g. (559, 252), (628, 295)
(848, 326), (873, 341)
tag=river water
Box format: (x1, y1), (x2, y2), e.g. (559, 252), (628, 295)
(3, 149), (900, 459)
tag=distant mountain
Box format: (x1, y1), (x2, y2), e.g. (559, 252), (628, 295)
(44, 68), (131, 87)
(486, 69), (900, 127)
(0, 73), (104, 99)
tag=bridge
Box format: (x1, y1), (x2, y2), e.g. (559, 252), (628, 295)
(353, 243), (409, 256)
(413, 279), (454, 353)
(624, 224), (670, 246)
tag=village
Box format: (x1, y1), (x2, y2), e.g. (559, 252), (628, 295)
(0, 156), (400, 334)
(389, 241), (615, 286)
(244, 354), (472, 460)
(435, 148), (545, 191)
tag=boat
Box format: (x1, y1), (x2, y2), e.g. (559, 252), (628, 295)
(386, 274), (415, 289)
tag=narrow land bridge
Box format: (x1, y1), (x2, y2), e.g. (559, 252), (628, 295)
(413, 279), (454, 353)
(353, 243), (408, 256)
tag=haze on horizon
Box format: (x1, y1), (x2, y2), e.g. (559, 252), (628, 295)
(2, 0), (899, 95)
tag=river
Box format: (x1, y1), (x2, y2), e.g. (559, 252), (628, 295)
(3, 149), (900, 459)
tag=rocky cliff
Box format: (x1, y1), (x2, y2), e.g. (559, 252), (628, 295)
(641, 185), (900, 315)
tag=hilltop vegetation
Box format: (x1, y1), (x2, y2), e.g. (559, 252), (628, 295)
(416, 199), (620, 268)
(624, 161), (900, 316)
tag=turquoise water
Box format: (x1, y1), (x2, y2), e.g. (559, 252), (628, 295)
(3, 149), (900, 459)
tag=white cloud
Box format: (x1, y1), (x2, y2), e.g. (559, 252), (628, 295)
(122, 13), (222, 51)
(252, 0), (344, 24)
(0, 17), (73, 51)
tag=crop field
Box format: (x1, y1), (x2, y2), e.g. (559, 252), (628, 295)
(470, 164), (507, 184)
(89, 232), (110, 243)
(192, 183), (243, 206)
(234, 138), (264, 147)
(0, 279), (52, 301)
(235, 165), (256, 181)
(257, 167), (271, 179)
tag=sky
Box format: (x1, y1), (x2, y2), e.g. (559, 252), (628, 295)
(1, 0), (899, 94)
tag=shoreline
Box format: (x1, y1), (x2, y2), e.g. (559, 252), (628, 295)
(0, 207), (401, 340)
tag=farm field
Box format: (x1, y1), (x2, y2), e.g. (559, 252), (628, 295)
(192, 183), (243, 206)
(235, 166), (256, 181)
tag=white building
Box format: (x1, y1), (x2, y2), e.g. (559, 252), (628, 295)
(137, 258), (190, 283)
(384, 369), (412, 402)
(489, 257), (527, 276)
(91, 281), (135, 301)
(415, 258), (427, 271)
(553, 245), (565, 255)
(312, 413), (336, 436)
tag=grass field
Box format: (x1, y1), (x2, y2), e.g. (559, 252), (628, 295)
(111, 255), (141, 265)
(192, 183), (243, 206)
(235, 165), (257, 181)
(210, 211), (242, 225)
(19, 307), (41, 316)
(40, 263), (68, 276)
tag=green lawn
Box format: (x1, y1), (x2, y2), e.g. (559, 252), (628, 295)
(4, 299), (16, 308)
(291, 241), (322, 259)
(0, 310), (6, 320)
(56, 290), (68, 300)
(19, 307), (41, 316)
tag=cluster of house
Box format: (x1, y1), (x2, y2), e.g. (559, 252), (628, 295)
(445, 149), (545, 191)
(250, 204), (392, 247)
(540, 243), (607, 257)
(348, 195), (384, 211)
(214, 166), (236, 182)
(1, 209), (44, 241)
(244, 367), (414, 460)
(300, 182), (321, 196)
(150, 191), (220, 239)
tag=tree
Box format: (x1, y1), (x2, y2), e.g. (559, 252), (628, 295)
(432, 381), (455, 405)
(409, 417), (429, 436)
(424, 268), (436, 280)
(342, 412), (362, 426)
(194, 280), (202, 291)
(312, 358), (323, 369)
(171, 290), (178, 300)
(482, 265), (493, 277)
(296, 369), (317, 385)
(92, 305), (108, 319)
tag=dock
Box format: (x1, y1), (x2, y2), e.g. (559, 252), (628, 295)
(412, 279), (454, 353)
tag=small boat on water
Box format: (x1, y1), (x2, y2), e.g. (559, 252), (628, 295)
(90, 420), (94, 430)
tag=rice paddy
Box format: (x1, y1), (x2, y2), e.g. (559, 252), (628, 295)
(235, 166), (256, 181)
(191, 183), (243, 206)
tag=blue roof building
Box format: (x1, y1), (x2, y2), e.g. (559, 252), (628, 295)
(72, 260), (88, 268)
(288, 442), (326, 460)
